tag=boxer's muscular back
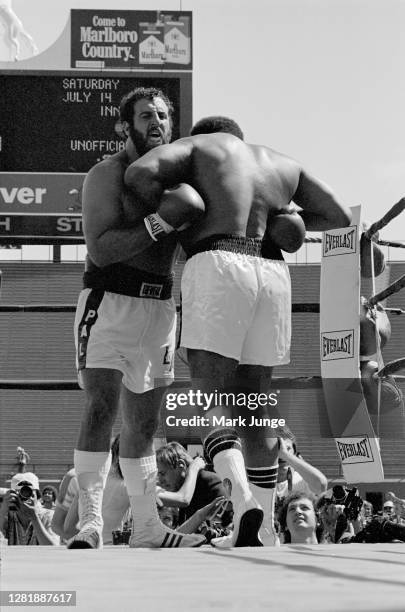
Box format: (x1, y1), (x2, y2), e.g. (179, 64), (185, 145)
(185, 133), (301, 243)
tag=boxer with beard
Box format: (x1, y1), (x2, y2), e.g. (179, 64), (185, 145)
(70, 87), (205, 549)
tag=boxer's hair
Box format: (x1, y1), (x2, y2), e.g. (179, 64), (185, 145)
(190, 116), (244, 140)
(119, 87), (174, 124)
(156, 442), (193, 469)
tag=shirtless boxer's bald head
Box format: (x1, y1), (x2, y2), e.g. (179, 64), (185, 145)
(190, 115), (244, 140)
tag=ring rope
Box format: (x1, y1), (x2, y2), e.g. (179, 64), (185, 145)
(364, 197), (405, 240)
(0, 303), (320, 314)
(2, 303), (404, 314)
(376, 239), (405, 249)
(0, 376), (325, 390)
(368, 274), (405, 306)
(384, 307), (405, 315)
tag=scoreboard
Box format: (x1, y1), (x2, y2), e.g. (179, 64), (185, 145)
(0, 9), (192, 244)
(0, 72), (188, 173)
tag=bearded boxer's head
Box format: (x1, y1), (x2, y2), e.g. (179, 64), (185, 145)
(119, 87), (174, 155)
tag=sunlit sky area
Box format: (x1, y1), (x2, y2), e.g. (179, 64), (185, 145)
(0, 0), (404, 261)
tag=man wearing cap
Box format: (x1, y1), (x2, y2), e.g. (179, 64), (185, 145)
(0, 472), (59, 545)
(382, 500), (396, 521)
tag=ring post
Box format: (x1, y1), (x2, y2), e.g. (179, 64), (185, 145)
(320, 205), (384, 483)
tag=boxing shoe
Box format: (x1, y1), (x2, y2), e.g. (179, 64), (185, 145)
(129, 526), (206, 548)
(128, 472), (206, 548)
(67, 486), (103, 549)
(67, 525), (102, 549)
(211, 495), (263, 548)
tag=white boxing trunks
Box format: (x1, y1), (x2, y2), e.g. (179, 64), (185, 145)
(180, 238), (291, 366)
(74, 288), (176, 393)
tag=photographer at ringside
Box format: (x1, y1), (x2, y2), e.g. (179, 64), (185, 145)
(317, 485), (405, 544)
(0, 473), (59, 545)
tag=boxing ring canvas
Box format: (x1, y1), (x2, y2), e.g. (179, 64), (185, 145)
(320, 206), (384, 483)
(2, 544), (405, 612)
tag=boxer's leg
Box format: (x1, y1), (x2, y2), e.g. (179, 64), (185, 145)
(68, 368), (119, 549)
(119, 386), (204, 548)
(189, 349), (263, 547)
(237, 364), (280, 546)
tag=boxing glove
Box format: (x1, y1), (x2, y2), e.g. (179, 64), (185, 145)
(144, 183), (205, 241)
(359, 297), (391, 357)
(360, 232), (385, 278)
(267, 209), (306, 253)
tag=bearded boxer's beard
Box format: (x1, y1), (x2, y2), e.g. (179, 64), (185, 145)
(129, 125), (172, 156)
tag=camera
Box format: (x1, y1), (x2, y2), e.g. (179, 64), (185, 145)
(112, 528), (131, 545)
(352, 516), (405, 543)
(318, 486), (364, 542)
(8, 484), (35, 513)
(14, 483), (35, 501)
(329, 485), (363, 521)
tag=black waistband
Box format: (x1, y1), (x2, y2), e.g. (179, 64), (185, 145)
(83, 263), (173, 299)
(185, 234), (284, 261)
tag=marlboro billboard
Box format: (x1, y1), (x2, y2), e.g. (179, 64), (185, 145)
(71, 9), (192, 70)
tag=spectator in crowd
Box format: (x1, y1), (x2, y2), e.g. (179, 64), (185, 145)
(156, 442), (226, 525)
(15, 446), (30, 474)
(271, 427), (328, 541)
(41, 486), (57, 511)
(278, 492), (324, 544)
(359, 500), (374, 527)
(315, 488), (405, 544)
(52, 435), (131, 545)
(177, 497), (232, 542)
(382, 500), (396, 521)
(0, 473), (59, 545)
(386, 491), (405, 524)
(276, 427), (328, 503)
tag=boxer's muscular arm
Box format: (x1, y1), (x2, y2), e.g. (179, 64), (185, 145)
(83, 161), (155, 267)
(293, 168), (352, 231)
(124, 138), (194, 207)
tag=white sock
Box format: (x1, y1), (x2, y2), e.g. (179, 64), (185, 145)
(74, 449), (112, 488)
(213, 448), (252, 508)
(119, 456), (156, 495)
(120, 455), (161, 526)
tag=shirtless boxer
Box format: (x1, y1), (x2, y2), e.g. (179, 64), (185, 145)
(125, 115), (352, 547)
(69, 87), (205, 549)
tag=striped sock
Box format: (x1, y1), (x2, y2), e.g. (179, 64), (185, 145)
(203, 428), (242, 463)
(204, 429), (250, 507)
(246, 465), (278, 489)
